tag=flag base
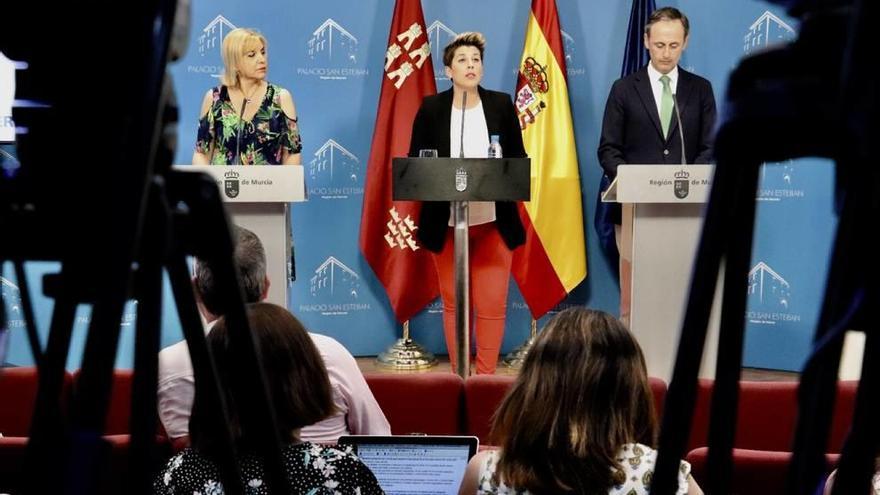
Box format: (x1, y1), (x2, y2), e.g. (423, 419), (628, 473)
(502, 319), (539, 369)
(501, 335), (535, 369)
(376, 338), (437, 370)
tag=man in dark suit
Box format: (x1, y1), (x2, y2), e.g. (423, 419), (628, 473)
(597, 6), (717, 325)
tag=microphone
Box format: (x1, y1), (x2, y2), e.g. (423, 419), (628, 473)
(233, 97), (248, 165)
(671, 92), (686, 165)
(458, 91), (467, 159)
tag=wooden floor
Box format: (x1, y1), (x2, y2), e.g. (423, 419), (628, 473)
(356, 356), (799, 381)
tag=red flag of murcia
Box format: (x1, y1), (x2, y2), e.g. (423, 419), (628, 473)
(359, 0), (439, 323)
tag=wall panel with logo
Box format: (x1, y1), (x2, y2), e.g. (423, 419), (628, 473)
(1, 0), (837, 372)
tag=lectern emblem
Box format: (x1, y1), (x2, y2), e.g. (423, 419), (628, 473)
(455, 167), (467, 192)
(674, 169), (690, 199)
(224, 170), (240, 198)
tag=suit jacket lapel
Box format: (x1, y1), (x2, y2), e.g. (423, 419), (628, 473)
(667, 68), (693, 141)
(634, 67), (664, 141)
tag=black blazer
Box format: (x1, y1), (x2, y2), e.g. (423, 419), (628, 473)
(597, 65), (717, 179)
(408, 86), (527, 253)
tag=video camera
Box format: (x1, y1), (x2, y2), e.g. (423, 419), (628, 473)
(1, 2), (287, 494)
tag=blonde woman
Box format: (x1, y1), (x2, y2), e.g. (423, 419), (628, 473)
(192, 28), (301, 165)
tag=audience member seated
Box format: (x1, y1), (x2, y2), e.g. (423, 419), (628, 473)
(463, 374), (667, 445)
(154, 303), (383, 494)
(157, 226), (389, 450)
(458, 307), (702, 494)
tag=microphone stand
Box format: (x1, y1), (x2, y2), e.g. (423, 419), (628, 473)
(672, 92), (687, 166)
(458, 92), (467, 159)
(453, 91), (470, 377)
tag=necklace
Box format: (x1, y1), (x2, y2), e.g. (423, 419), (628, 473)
(240, 81), (263, 104)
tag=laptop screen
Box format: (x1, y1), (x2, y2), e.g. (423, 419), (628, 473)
(338, 435), (479, 495)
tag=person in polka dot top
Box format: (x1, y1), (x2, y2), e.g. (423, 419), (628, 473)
(153, 303), (383, 494)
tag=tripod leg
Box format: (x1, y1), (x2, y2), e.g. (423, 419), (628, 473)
(14, 261), (43, 366)
(0, 264), (5, 355)
(166, 254), (244, 495)
(126, 275), (162, 495)
(23, 285), (77, 494)
(64, 283), (130, 493)
(167, 169), (286, 493)
(799, 0), (877, 491)
(126, 181), (166, 495)
(653, 152), (744, 495)
(786, 179), (867, 495)
(706, 155), (762, 494)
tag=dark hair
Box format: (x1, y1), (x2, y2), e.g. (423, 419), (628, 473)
(442, 31), (486, 67)
(489, 308), (657, 494)
(645, 6), (690, 38)
(191, 303), (336, 451)
(194, 225), (266, 316)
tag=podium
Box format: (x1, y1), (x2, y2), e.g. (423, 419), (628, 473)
(173, 165), (306, 309)
(393, 157), (530, 377)
(602, 164), (720, 381)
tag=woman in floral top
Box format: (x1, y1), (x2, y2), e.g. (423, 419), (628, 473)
(457, 308), (702, 495)
(153, 303), (382, 494)
(192, 28), (302, 165)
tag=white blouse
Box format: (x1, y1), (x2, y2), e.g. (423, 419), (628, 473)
(449, 100), (496, 226)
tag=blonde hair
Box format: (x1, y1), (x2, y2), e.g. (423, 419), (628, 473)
(220, 28), (267, 88)
(442, 31), (486, 67)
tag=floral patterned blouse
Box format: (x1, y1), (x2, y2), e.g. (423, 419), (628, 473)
(476, 443), (692, 495)
(153, 442), (384, 494)
(195, 83), (302, 165)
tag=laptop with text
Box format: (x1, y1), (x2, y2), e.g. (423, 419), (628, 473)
(337, 435), (479, 495)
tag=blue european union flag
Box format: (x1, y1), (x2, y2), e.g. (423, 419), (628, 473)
(595, 0), (656, 269)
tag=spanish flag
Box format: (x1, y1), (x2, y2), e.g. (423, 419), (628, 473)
(512, 0), (587, 318)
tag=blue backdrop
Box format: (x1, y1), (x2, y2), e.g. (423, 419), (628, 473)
(1, 0), (837, 371)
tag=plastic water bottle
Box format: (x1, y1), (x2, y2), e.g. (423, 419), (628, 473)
(488, 134), (503, 158)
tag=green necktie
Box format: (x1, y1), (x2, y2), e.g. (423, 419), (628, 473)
(659, 75), (673, 139)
